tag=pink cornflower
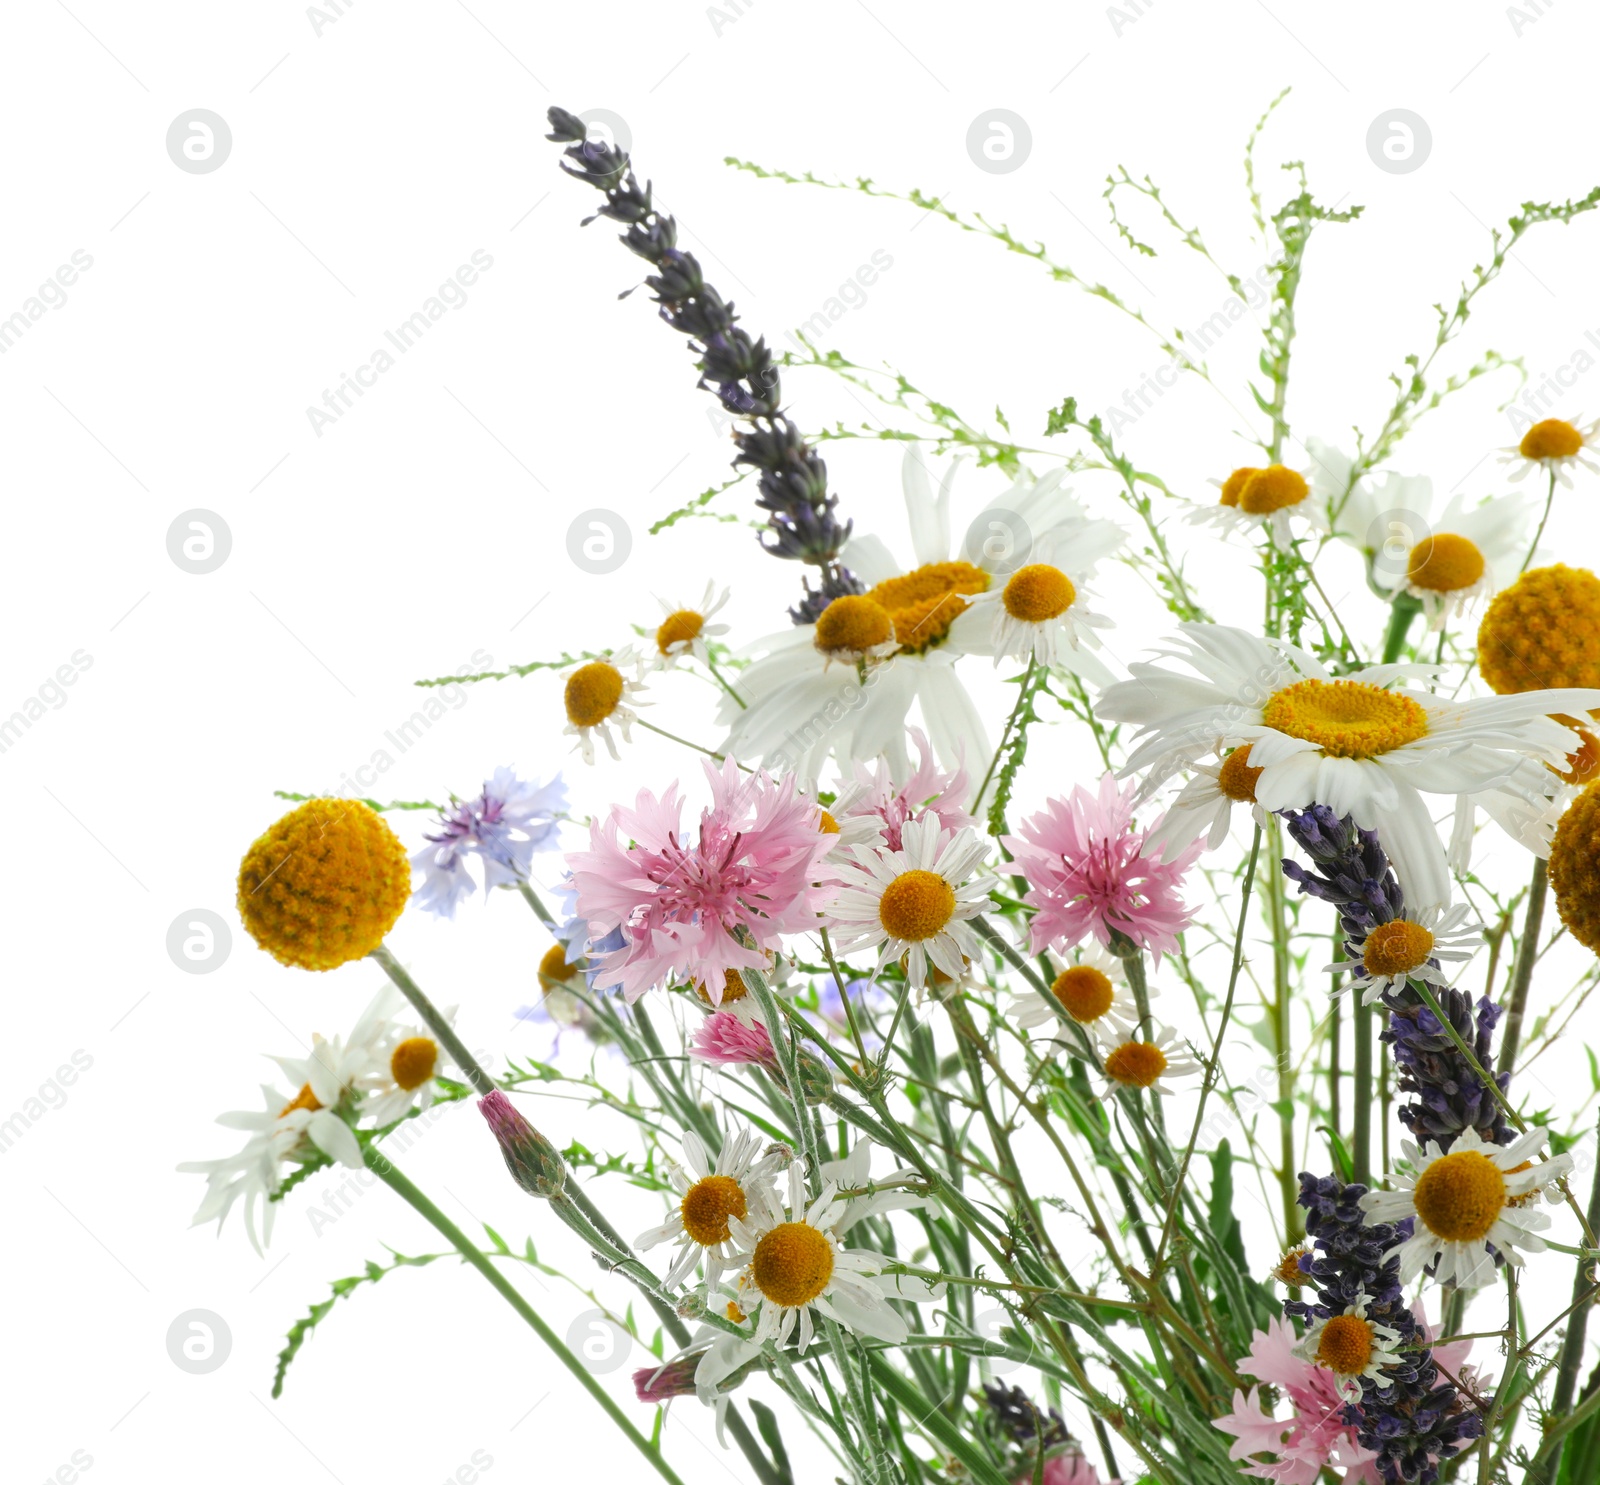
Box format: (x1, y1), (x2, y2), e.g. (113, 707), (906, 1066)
(1003, 773), (1199, 964)
(689, 1011), (778, 1071)
(1212, 1317), (1380, 1484)
(833, 727), (974, 852)
(1031, 1452), (1119, 1485)
(567, 759), (835, 1003)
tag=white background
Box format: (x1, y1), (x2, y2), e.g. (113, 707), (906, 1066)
(6, 2), (1600, 1481)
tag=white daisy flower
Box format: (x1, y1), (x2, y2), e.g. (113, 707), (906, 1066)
(651, 582), (732, 670)
(561, 647), (646, 764)
(684, 958), (797, 1029)
(827, 818), (997, 995)
(719, 450), (1112, 783)
(1369, 487), (1529, 629)
(1096, 622), (1600, 909)
(1330, 903), (1484, 1005)
(1305, 437), (1380, 551)
(359, 993), (458, 1127)
(1188, 462), (1323, 544)
(724, 1158), (943, 1353)
(1292, 1293), (1407, 1402)
(1361, 1126), (1575, 1290)
(1145, 743), (1270, 860)
(179, 1080), (364, 1254)
(1094, 1023), (1200, 1098)
(1012, 942), (1139, 1035)
(636, 1126), (786, 1291)
(1501, 415), (1600, 488)
(818, 1137), (928, 1235)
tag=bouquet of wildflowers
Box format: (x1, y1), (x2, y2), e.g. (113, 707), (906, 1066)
(190, 97), (1600, 1485)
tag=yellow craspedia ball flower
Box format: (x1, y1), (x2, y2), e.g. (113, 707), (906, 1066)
(1477, 565), (1600, 694)
(237, 799), (410, 971)
(1549, 781), (1600, 956)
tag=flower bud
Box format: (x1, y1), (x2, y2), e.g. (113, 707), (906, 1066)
(478, 1090), (565, 1198)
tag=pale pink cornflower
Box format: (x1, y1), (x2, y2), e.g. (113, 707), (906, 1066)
(1212, 1317), (1380, 1484)
(567, 759), (835, 1003)
(1003, 774), (1199, 964)
(689, 1011), (778, 1071)
(832, 728), (974, 852)
(1031, 1451), (1120, 1485)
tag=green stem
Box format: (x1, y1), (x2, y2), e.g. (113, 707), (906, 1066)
(1522, 466), (1557, 574)
(364, 1146), (688, 1485)
(1352, 990), (1374, 1187)
(1381, 591), (1423, 664)
(1499, 856), (1548, 1078)
(370, 944), (497, 1095)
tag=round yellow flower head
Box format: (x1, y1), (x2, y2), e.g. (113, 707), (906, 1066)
(1477, 564), (1600, 695)
(237, 798), (410, 970)
(1550, 780), (1600, 957)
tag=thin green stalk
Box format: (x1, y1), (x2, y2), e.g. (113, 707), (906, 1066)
(1156, 825), (1261, 1265)
(364, 1146), (688, 1485)
(1499, 856), (1548, 1077)
(1352, 990), (1374, 1187)
(1381, 591), (1423, 664)
(742, 966), (820, 1180)
(1523, 466), (1557, 573)
(370, 944), (498, 1095)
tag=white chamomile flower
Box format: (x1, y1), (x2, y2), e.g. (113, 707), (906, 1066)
(1094, 1023), (1200, 1099)
(827, 817), (997, 995)
(1012, 942), (1138, 1035)
(1371, 489), (1529, 630)
(1292, 1293), (1407, 1402)
(684, 958), (797, 1029)
(720, 450), (1117, 783)
(1097, 622), (1600, 910)
(818, 1137), (928, 1235)
(1146, 743), (1269, 860)
(636, 1126), (785, 1291)
(179, 1079), (364, 1254)
(651, 582), (731, 670)
(561, 647), (646, 764)
(1330, 903), (1484, 1005)
(1361, 1126), (1575, 1290)
(1189, 462), (1322, 543)
(815, 798), (887, 861)
(1501, 415), (1600, 488)
(723, 1159), (943, 1353)
(360, 1002), (457, 1127)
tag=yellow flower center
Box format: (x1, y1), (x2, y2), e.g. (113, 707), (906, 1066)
(680, 1173), (748, 1246)
(1407, 533), (1486, 594)
(1315, 1314), (1375, 1376)
(1002, 564), (1076, 623)
(279, 1083), (323, 1117)
(1261, 678), (1429, 760)
(1361, 920), (1435, 979)
(1238, 465), (1309, 514)
(1521, 418), (1584, 460)
(1550, 779), (1600, 955)
(1217, 743), (1264, 803)
(390, 1036), (438, 1091)
(751, 1220), (835, 1308)
(539, 944), (579, 982)
(695, 969), (751, 1005)
(237, 798), (411, 972)
(1478, 565), (1600, 694)
(1411, 1150), (1507, 1242)
(1103, 1040), (1168, 1088)
(564, 661), (625, 728)
(878, 869), (957, 942)
(815, 595), (894, 656)
(1219, 467), (1261, 508)
(726, 1300), (746, 1323)
(656, 609), (705, 653)
(1273, 1246), (1308, 1286)
(868, 561), (991, 652)
(818, 810), (841, 835)
(1051, 966), (1115, 1022)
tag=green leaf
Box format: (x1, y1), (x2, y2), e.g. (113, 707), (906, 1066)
(1207, 1142), (1248, 1271)
(1318, 1125), (1355, 1185)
